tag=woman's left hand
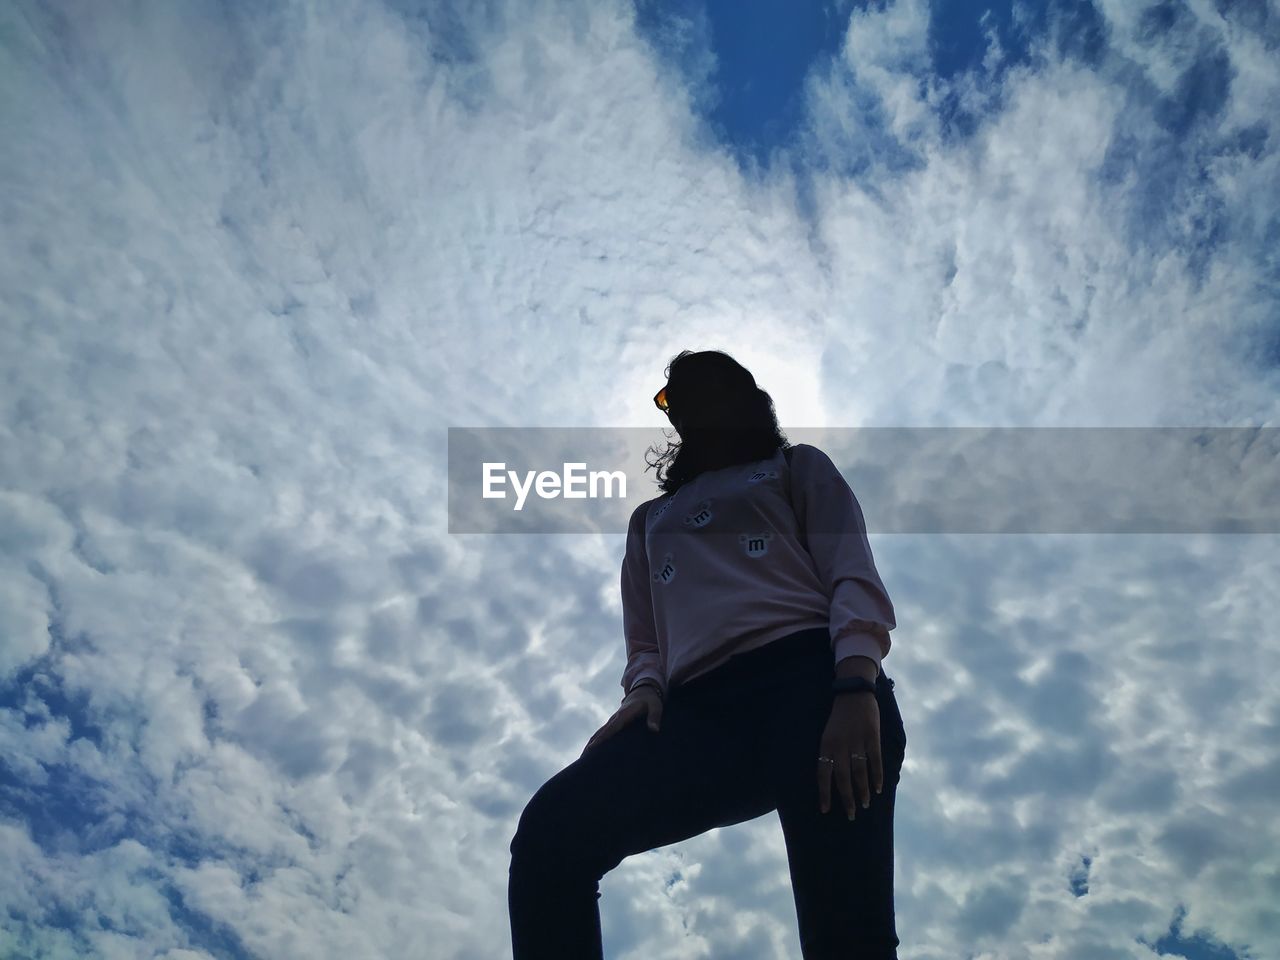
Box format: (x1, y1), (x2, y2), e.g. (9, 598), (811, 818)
(816, 693), (883, 819)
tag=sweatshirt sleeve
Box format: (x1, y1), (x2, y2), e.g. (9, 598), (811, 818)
(619, 499), (666, 698)
(790, 444), (896, 676)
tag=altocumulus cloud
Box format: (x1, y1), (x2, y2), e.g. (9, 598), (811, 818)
(1, 0), (1278, 958)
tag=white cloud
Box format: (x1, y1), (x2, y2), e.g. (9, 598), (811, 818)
(2, 0), (1278, 957)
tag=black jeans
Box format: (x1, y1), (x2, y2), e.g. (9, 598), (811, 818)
(508, 626), (907, 959)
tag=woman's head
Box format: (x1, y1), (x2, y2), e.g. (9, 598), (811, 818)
(646, 349), (789, 495)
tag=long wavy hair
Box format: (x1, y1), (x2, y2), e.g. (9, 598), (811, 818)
(645, 349), (791, 496)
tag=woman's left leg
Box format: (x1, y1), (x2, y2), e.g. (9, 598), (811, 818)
(770, 669), (906, 960)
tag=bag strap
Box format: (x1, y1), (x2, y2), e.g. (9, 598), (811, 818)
(782, 445), (809, 555)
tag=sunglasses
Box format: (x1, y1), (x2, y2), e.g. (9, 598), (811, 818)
(654, 385), (671, 413)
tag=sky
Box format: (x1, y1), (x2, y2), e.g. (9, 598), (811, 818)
(1, 0), (1279, 958)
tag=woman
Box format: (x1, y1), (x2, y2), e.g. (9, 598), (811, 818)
(508, 349), (907, 959)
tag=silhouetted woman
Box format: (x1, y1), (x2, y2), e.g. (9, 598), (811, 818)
(509, 349), (906, 959)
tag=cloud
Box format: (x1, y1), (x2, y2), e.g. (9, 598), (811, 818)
(1, 0), (1277, 957)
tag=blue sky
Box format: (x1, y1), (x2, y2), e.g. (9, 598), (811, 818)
(2, 0), (1279, 957)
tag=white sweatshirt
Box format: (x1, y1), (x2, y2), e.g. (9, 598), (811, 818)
(620, 442), (896, 698)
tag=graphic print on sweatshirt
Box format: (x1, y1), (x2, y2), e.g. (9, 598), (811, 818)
(683, 499), (713, 528)
(645, 454), (795, 590)
(652, 551), (676, 584)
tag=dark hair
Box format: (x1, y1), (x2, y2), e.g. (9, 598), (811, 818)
(645, 349), (791, 496)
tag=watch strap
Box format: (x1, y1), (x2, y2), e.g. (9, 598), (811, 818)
(831, 676), (877, 696)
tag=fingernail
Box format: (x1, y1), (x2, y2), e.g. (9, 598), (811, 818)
(847, 811), (855, 821)
(862, 801), (869, 809)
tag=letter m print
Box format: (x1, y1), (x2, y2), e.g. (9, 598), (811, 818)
(739, 531), (773, 557)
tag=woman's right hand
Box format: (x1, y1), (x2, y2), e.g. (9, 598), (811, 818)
(581, 686), (663, 756)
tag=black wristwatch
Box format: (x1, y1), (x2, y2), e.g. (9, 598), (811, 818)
(629, 678), (664, 701)
(832, 676), (877, 697)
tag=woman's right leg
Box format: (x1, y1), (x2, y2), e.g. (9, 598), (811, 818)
(508, 690), (777, 960)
